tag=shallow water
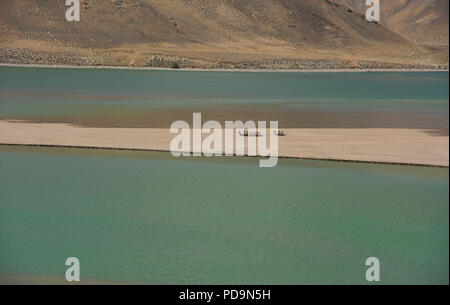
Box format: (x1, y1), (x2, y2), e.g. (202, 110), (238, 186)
(0, 67), (448, 128)
(0, 146), (448, 284)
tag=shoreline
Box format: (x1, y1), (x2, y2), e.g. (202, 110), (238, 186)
(1, 142), (448, 168)
(1, 63), (448, 73)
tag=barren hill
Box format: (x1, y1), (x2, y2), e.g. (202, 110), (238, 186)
(336, 0), (449, 46)
(0, 0), (447, 69)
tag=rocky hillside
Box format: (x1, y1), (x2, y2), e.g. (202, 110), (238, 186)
(0, 0), (447, 69)
(336, 0), (449, 46)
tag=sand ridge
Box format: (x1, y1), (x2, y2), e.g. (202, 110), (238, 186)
(0, 120), (448, 167)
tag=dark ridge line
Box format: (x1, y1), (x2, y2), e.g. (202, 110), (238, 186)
(1, 143), (448, 168)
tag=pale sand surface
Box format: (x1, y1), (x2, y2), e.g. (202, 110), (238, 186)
(0, 120), (448, 167)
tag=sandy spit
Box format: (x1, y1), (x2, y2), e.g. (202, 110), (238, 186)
(0, 120), (448, 167)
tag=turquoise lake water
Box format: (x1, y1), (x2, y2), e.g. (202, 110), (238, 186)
(0, 146), (448, 284)
(0, 67), (448, 284)
(0, 67), (448, 128)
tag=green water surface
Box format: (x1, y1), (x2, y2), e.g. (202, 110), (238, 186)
(0, 146), (448, 284)
(0, 67), (448, 128)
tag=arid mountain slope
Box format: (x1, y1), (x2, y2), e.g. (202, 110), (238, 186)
(336, 0), (449, 46)
(0, 0), (447, 69)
